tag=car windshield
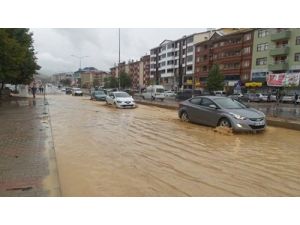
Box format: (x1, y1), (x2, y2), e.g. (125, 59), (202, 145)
(115, 92), (130, 98)
(156, 88), (164, 93)
(214, 98), (246, 109)
(95, 91), (105, 95)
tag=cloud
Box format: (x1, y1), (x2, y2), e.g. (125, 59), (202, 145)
(31, 28), (205, 75)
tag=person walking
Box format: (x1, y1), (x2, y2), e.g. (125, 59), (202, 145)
(32, 83), (37, 98)
(294, 92), (299, 105)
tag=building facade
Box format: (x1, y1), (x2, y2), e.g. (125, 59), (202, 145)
(194, 29), (254, 89)
(251, 28), (300, 82)
(51, 72), (74, 85)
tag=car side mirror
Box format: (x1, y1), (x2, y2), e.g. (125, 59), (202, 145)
(209, 104), (217, 109)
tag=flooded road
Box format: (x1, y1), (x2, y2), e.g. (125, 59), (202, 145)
(48, 94), (300, 196)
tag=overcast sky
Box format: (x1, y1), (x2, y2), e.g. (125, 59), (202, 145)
(31, 28), (206, 76)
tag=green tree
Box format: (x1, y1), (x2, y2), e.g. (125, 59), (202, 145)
(206, 64), (224, 92)
(119, 72), (131, 89)
(0, 28), (40, 89)
(93, 78), (101, 88)
(104, 76), (118, 88)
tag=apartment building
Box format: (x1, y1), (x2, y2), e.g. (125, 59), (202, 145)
(140, 55), (150, 88)
(150, 29), (240, 91)
(80, 69), (109, 88)
(251, 28), (300, 83)
(194, 29), (255, 89)
(128, 60), (140, 90)
(110, 55), (150, 90)
(51, 72), (74, 85)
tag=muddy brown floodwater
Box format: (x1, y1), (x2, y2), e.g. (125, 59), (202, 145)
(48, 95), (300, 196)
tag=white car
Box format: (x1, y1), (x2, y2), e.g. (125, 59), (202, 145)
(106, 91), (136, 108)
(281, 95), (294, 103)
(164, 90), (176, 97)
(72, 88), (83, 96)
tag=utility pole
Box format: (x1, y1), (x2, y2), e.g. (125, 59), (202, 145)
(71, 55), (89, 70)
(118, 28), (121, 90)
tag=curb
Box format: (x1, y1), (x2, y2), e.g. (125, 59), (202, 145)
(136, 100), (300, 131)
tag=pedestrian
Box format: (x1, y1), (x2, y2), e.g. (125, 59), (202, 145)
(32, 83), (37, 98)
(267, 93), (271, 102)
(294, 92), (299, 105)
(41, 85), (44, 94)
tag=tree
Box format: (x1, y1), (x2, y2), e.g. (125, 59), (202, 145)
(119, 72), (132, 89)
(0, 28), (40, 89)
(104, 76), (118, 88)
(206, 64), (224, 92)
(93, 78), (101, 88)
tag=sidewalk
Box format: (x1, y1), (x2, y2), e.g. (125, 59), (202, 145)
(0, 96), (60, 196)
(135, 98), (300, 131)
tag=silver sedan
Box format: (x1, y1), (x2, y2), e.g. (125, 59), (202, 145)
(178, 96), (266, 132)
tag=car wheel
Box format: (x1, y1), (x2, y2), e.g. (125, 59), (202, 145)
(218, 118), (231, 128)
(180, 111), (190, 122)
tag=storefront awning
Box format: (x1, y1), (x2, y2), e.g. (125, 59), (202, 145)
(245, 82), (263, 87)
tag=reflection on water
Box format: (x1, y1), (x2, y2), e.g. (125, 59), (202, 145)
(49, 95), (300, 196)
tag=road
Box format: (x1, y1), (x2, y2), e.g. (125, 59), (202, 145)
(48, 94), (300, 196)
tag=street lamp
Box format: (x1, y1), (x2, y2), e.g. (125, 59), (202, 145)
(71, 55), (89, 70)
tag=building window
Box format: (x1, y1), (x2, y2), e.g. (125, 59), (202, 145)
(161, 46), (166, 51)
(167, 52), (174, 57)
(167, 60), (174, 65)
(187, 55), (193, 62)
(196, 57), (200, 63)
(160, 61), (166, 67)
(167, 69), (174, 73)
(242, 47), (251, 55)
(161, 53), (166, 58)
(257, 43), (268, 52)
(256, 57), (267, 65)
(187, 65), (193, 71)
(160, 69), (166, 74)
(187, 46), (193, 53)
(258, 29), (269, 38)
(242, 60), (250, 68)
(167, 43), (173, 49)
(296, 36), (300, 45)
(244, 33), (252, 41)
(187, 37), (193, 44)
(295, 53), (300, 62)
(196, 67), (200, 73)
(196, 46), (200, 52)
(182, 58), (185, 64)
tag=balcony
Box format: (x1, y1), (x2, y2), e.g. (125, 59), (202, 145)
(268, 61), (289, 71)
(271, 30), (291, 41)
(270, 46), (290, 56)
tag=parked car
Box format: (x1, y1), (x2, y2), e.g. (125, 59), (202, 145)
(164, 90), (176, 97)
(178, 96), (266, 132)
(65, 87), (72, 94)
(240, 93), (263, 102)
(213, 90), (226, 96)
(106, 91), (136, 108)
(227, 93), (243, 101)
(90, 90), (107, 101)
(260, 94), (277, 102)
(72, 88), (83, 96)
(175, 89), (202, 101)
(281, 95), (294, 103)
(142, 85), (165, 101)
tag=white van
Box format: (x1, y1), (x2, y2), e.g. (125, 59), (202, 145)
(142, 85), (165, 101)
